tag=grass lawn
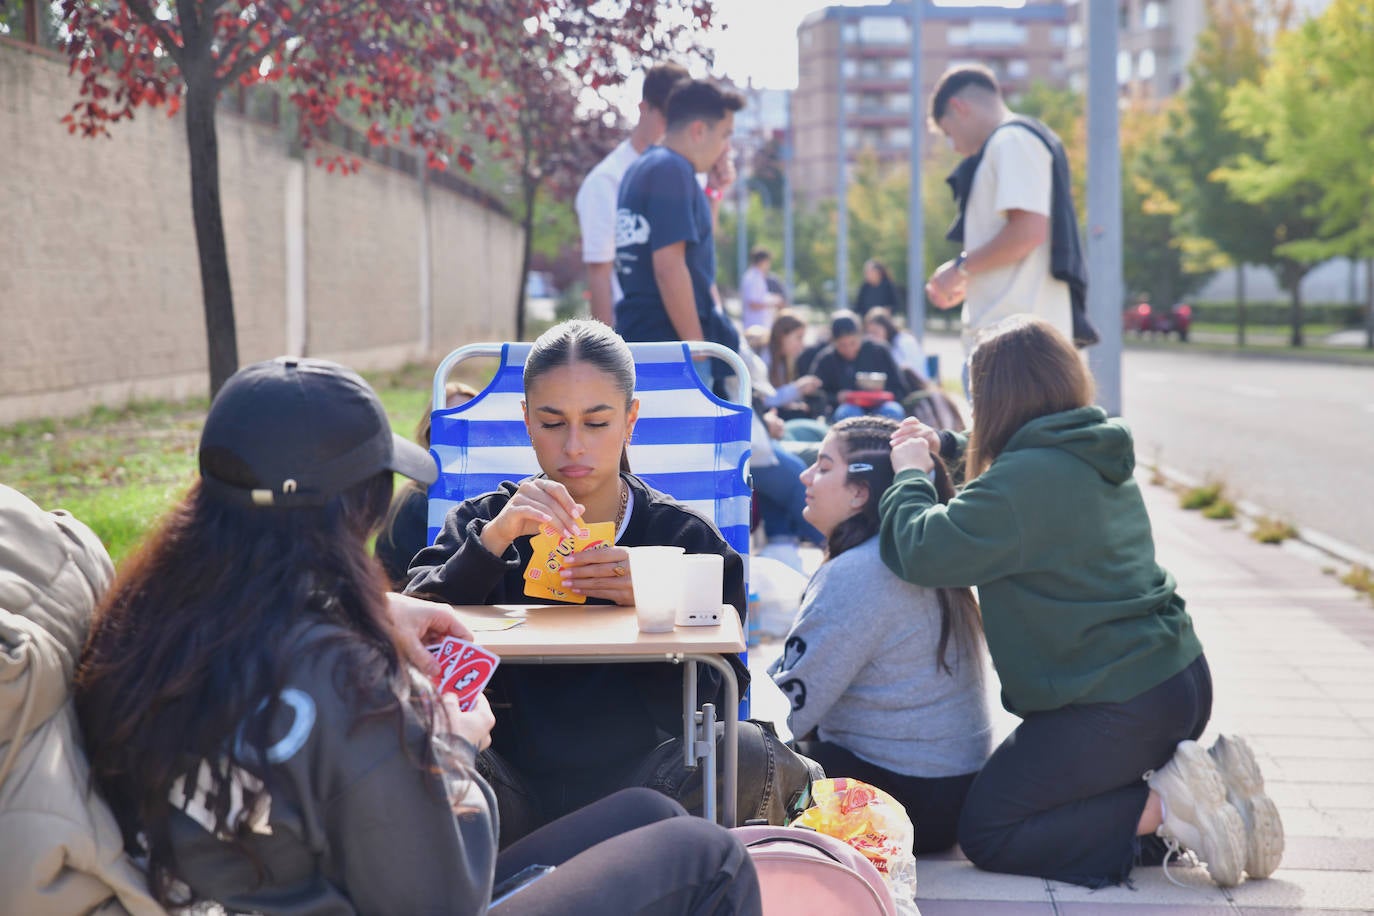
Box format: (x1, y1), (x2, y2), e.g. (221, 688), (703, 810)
(3, 360), (492, 567)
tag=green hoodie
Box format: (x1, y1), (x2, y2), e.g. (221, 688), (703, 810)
(879, 406), (1202, 716)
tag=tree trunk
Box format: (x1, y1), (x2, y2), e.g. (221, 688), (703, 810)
(515, 179), (537, 342)
(1288, 272), (1304, 348)
(1236, 263), (1247, 347)
(184, 77), (239, 397)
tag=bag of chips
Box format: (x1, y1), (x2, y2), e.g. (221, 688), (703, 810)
(791, 778), (918, 912)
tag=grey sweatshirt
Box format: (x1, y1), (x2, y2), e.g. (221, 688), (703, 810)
(769, 537), (992, 777)
(167, 622), (498, 915)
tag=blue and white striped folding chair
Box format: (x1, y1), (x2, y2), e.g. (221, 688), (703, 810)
(427, 341), (752, 565)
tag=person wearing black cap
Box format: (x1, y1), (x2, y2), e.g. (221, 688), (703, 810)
(75, 356), (762, 915)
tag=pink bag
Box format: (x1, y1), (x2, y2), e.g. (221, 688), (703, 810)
(733, 825), (900, 916)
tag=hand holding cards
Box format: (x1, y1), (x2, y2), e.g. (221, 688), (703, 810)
(523, 520), (614, 603)
(426, 635), (499, 711)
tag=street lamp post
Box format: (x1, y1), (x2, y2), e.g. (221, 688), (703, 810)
(1086, 0), (1124, 415)
(907, 2), (924, 340)
(835, 24), (849, 310)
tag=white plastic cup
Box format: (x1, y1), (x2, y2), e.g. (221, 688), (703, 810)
(676, 554), (724, 626)
(626, 546), (685, 633)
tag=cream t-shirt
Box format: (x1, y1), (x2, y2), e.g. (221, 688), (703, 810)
(960, 122), (1072, 352)
(575, 140), (641, 304)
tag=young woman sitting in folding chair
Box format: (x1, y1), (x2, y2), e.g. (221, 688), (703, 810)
(406, 320), (815, 846)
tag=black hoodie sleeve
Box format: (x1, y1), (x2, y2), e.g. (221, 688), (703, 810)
(404, 487), (520, 604)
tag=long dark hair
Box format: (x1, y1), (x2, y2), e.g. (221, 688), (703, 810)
(824, 417), (983, 675)
(966, 315), (1094, 480)
(767, 310), (807, 389)
(76, 473), (446, 907)
(525, 319), (636, 473)
(863, 307), (899, 345)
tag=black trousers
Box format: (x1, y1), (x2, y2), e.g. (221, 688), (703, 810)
(957, 654), (1213, 887)
(793, 738), (977, 855)
(490, 788), (762, 915)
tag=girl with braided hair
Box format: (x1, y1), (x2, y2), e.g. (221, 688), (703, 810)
(767, 416), (991, 853)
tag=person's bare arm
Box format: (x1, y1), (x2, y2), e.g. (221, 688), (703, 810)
(927, 209), (1050, 308)
(652, 242), (705, 341)
(586, 261), (615, 325)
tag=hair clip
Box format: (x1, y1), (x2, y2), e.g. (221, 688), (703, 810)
(848, 462), (874, 473)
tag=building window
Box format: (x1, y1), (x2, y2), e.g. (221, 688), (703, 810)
(842, 23), (858, 44)
(1068, 23), (1084, 48)
(1117, 48), (1132, 84)
(889, 128), (911, 149)
(1143, 1), (1166, 28)
(1051, 26), (1068, 46)
(967, 21), (1027, 46)
(1007, 59), (1029, 80)
(842, 59), (858, 78)
(1138, 49), (1157, 80)
(858, 16), (909, 45)
(947, 25), (970, 46)
(888, 92), (911, 112)
(890, 59), (912, 79)
(802, 30), (814, 49)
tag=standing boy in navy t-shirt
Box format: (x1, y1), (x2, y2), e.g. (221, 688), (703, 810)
(614, 80), (743, 352)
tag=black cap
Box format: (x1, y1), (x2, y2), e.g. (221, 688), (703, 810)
(198, 357), (437, 508)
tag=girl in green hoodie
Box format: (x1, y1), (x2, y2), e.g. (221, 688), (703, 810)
(878, 315), (1282, 889)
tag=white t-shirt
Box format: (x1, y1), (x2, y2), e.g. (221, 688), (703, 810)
(575, 140), (641, 304)
(961, 122), (1072, 352)
(739, 266), (774, 330)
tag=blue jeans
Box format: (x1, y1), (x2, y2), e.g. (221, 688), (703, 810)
(833, 400), (906, 423)
(752, 445), (822, 543)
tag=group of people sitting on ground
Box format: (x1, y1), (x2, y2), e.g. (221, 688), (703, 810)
(2, 314), (1281, 916)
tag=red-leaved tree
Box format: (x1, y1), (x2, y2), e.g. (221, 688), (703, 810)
(502, 61), (621, 340)
(56, 0), (716, 394)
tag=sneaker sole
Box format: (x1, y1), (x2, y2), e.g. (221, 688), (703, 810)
(1211, 735), (1284, 879)
(1154, 741), (1248, 887)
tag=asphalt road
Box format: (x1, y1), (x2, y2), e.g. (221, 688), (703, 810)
(921, 333), (1374, 557)
(1119, 346), (1374, 557)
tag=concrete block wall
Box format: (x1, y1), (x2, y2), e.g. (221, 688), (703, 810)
(0, 41), (522, 424)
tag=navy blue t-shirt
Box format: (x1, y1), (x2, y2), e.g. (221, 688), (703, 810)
(613, 146), (716, 343)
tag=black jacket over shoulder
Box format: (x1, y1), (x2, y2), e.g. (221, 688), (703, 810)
(405, 473), (748, 780)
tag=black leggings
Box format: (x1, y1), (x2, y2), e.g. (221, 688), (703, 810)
(793, 738), (977, 854)
(957, 654), (1213, 887)
(490, 788), (761, 915)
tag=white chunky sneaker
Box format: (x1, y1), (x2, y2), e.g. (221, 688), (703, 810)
(1146, 740), (1247, 887)
(1209, 734), (1284, 879)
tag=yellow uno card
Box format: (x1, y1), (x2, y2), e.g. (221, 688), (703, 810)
(523, 521), (615, 604)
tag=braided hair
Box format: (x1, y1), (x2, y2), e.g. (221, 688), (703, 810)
(825, 416), (983, 674)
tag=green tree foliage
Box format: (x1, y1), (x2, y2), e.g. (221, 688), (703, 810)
(1223, 0), (1374, 347)
(1164, 0), (1320, 345)
(1212, 0), (1340, 346)
(1121, 104), (1215, 309)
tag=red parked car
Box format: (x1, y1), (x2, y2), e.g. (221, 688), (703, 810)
(1123, 301), (1192, 341)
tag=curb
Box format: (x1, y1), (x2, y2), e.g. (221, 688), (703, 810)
(1148, 463), (1374, 572)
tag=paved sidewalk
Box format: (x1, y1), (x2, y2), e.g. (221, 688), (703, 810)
(748, 470), (1374, 914)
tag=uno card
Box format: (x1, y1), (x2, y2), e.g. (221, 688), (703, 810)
(523, 520), (614, 604)
(426, 635), (499, 711)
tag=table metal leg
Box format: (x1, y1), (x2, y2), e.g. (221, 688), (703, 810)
(686, 654), (739, 828)
(682, 664), (697, 770)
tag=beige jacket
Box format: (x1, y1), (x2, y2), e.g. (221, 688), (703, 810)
(0, 486), (166, 916)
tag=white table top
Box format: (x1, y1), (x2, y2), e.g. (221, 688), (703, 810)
(449, 604), (745, 658)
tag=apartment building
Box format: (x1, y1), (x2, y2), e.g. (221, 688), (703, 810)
(791, 0), (1071, 203)
(1062, 0), (1333, 102)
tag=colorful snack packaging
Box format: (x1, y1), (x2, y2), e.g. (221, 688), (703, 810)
(790, 777), (919, 908)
